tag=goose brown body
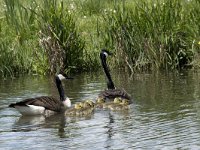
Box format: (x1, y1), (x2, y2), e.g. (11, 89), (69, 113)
(9, 96), (65, 112)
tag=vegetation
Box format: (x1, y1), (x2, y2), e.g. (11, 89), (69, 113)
(103, 0), (200, 71)
(0, 0), (200, 77)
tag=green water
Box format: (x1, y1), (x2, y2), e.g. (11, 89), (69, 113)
(0, 71), (200, 149)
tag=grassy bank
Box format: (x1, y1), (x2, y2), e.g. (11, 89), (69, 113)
(0, 0), (200, 77)
(102, 0), (200, 71)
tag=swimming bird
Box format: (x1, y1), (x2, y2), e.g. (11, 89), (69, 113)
(95, 97), (106, 109)
(9, 73), (73, 116)
(84, 100), (95, 108)
(65, 102), (83, 116)
(102, 97), (122, 109)
(81, 100), (95, 115)
(98, 49), (131, 102)
(108, 98), (130, 111)
(65, 100), (94, 116)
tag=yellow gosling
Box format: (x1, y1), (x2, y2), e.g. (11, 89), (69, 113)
(65, 103), (83, 116)
(120, 99), (129, 105)
(108, 99), (130, 111)
(80, 100), (94, 115)
(96, 98), (106, 103)
(82, 107), (94, 116)
(102, 97), (122, 109)
(75, 103), (83, 109)
(84, 100), (95, 108)
(65, 101), (95, 117)
(95, 98), (106, 109)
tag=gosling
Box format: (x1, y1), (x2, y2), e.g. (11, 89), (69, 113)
(65, 102), (83, 116)
(65, 100), (94, 116)
(95, 97), (106, 109)
(102, 97), (122, 109)
(108, 99), (130, 111)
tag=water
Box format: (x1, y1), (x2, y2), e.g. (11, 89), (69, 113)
(1, 71), (200, 149)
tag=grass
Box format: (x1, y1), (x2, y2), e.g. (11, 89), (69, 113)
(38, 0), (85, 74)
(102, 0), (200, 72)
(0, 0), (200, 77)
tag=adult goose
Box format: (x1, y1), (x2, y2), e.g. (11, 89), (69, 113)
(9, 73), (73, 116)
(98, 49), (131, 102)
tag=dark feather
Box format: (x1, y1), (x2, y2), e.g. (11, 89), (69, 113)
(9, 96), (63, 112)
(98, 89), (132, 101)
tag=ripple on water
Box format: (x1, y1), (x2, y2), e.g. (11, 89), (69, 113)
(1, 72), (200, 149)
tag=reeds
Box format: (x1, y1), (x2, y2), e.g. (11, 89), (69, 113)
(1, 0), (200, 77)
(38, 0), (85, 74)
(1, 0), (40, 77)
(102, 0), (200, 72)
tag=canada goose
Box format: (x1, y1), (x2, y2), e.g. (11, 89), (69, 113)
(9, 73), (73, 116)
(98, 49), (131, 102)
(108, 98), (130, 111)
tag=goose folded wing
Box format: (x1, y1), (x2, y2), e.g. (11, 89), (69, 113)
(98, 89), (131, 100)
(9, 96), (62, 112)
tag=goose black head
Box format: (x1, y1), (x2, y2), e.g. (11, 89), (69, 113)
(57, 71), (74, 80)
(100, 49), (112, 59)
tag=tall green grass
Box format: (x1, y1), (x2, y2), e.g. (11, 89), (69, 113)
(102, 0), (200, 72)
(0, 0), (200, 77)
(0, 0), (37, 77)
(38, 0), (85, 74)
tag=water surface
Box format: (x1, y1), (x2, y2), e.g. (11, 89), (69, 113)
(1, 71), (200, 149)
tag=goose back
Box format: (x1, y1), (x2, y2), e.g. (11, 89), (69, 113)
(9, 96), (64, 112)
(98, 89), (131, 101)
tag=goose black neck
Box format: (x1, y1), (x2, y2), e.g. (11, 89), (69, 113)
(55, 76), (65, 101)
(101, 54), (115, 89)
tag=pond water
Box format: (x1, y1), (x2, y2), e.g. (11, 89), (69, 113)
(1, 70), (200, 149)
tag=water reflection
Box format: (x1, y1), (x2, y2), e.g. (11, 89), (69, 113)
(11, 112), (96, 138)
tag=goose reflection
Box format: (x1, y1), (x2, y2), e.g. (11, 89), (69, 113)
(12, 111), (94, 138)
(12, 116), (45, 132)
(12, 114), (65, 132)
(104, 108), (131, 149)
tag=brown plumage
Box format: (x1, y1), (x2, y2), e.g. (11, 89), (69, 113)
(98, 89), (131, 100)
(9, 96), (64, 112)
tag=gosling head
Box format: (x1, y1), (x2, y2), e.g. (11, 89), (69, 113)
(85, 100), (95, 108)
(121, 99), (129, 105)
(83, 102), (90, 108)
(113, 97), (122, 103)
(74, 103), (83, 109)
(96, 97), (106, 103)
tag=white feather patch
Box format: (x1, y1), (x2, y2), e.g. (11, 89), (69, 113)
(15, 105), (45, 116)
(57, 74), (66, 80)
(103, 52), (108, 57)
(63, 97), (71, 108)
